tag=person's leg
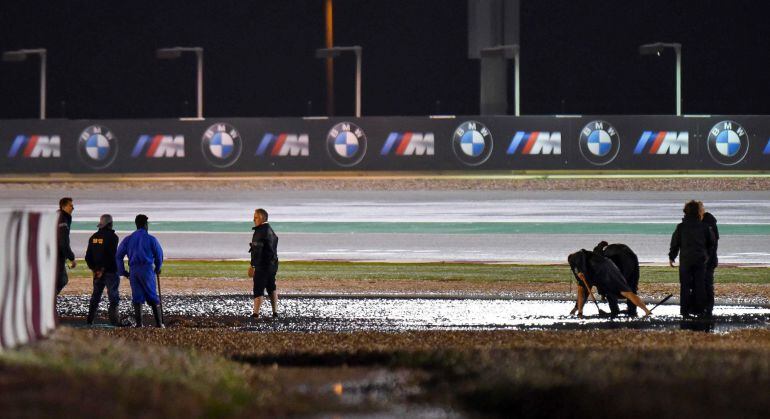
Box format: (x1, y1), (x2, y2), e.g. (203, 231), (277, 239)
(129, 271), (146, 327)
(104, 273), (121, 326)
(267, 271), (278, 317)
(606, 294), (620, 317)
(692, 264), (708, 316)
(252, 271), (267, 317)
(679, 264), (694, 316)
(56, 265), (69, 295)
(705, 268), (715, 315)
(620, 291), (651, 316)
(87, 274), (106, 325)
(137, 268), (163, 328)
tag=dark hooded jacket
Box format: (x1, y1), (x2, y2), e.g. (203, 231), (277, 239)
(702, 212), (719, 270)
(568, 249), (632, 297)
(593, 241), (639, 293)
(669, 215), (716, 266)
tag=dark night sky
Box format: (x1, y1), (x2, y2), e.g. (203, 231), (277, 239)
(0, 0), (769, 119)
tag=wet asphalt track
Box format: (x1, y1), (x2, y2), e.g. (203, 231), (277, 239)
(3, 189), (770, 263)
(58, 295), (770, 333)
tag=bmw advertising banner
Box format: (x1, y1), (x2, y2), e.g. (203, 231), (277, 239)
(0, 116), (768, 173)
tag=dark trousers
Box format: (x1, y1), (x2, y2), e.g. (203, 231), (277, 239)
(705, 268), (715, 314)
(679, 262), (707, 315)
(89, 272), (120, 308)
(56, 264), (68, 295)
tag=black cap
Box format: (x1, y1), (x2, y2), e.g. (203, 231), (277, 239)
(135, 214), (149, 229)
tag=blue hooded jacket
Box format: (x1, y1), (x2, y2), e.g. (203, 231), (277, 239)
(116, 228), (163, 276)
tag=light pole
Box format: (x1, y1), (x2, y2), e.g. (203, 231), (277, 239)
(639, 42), (682, 116)
(156, 47), (204, 119)
(316, 46), (362, 117)
(3, 48), (47, 120)
(480, 44), (520, 116)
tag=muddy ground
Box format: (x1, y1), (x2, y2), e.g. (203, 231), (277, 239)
(60, 275), (770, 306)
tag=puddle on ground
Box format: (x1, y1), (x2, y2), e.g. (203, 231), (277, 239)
(57, 295), (770, 333)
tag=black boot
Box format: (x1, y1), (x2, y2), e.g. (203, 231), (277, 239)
(149, 302), (164, 328)
(86, 301), (98, 326)
(108, 304), (120, 326)
(133, 303), (143, 327)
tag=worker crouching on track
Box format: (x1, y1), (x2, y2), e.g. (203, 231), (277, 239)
(116, 214), (164, 328)
(593, 241), (640, 316)
(568, 249), (652, 318)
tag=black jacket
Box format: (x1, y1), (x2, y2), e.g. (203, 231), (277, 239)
(57, 210), (75, 264)
(249, 223), (278, 272)
(85, 227), (119, 273)
(669, 215), (716, 266)
(702, 212), (719, 269)
(568, 249), (631, 297)
(594, 242), (639, 292)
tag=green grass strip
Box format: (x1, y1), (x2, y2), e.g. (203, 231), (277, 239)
(69, 260), (770, 284)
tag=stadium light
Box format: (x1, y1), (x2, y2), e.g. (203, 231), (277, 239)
(316, 46), (362, 117)
(639, 42), (682, 116)
(156, 47), (204, 119)
(481, 44), (520, 116)
(2, 48), (47, 119)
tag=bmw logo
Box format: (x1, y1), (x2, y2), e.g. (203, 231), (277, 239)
(326, 122), (367, 167)
(707, 120), (749, 166)
(578, 120), (620, 166)
(451, 121), (493, 166)
(77, 125), (118, 169)
(201, 123), (243, 168)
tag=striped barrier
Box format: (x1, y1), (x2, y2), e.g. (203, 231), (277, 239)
(0, 211), (58, 350)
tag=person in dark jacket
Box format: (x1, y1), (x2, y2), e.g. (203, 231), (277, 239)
(593, 241), (640, 316)
(702, 211), (719, 316)
(669, 200), (716, 317)
(84, 214), (122, 326)
(56, 197), (77, 295)
(116, 214), (164, 328)
(248, 208), (279, 318)
(568, 249), (651, 318)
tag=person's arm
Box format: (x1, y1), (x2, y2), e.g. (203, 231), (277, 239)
(116, 238), (129, 277)
(705, 226), (716, 265)
(250, 231), (265, 268)
(668, 225), (681, 267)
(85, 238), (95, 271)
(576, 285), (586, 317)
(58, 220), (76, 265)
(152, 237), (164, 274)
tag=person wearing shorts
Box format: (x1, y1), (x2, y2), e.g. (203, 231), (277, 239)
(249, 208), (279, 318)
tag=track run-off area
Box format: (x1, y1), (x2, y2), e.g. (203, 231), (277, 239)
(2, 187), (770, 264)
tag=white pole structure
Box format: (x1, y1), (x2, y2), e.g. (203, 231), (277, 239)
(675, 45), (681, 117)
(514, 47), (520, 116)
(2, 48), (48, 119)
(156, 46), (204, 119)
(316, 46), (363, 117)
(639, 42), (682, 116)
(480, 44), (520, 116)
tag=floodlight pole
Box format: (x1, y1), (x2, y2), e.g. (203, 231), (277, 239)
(639, 42), (682, 116)
(315, 46), (362, 117)
(675, 45), (681, 117)
(2, 48), (47, 119)
(156, 46), (204, 119)
(480, 44), (520, 116)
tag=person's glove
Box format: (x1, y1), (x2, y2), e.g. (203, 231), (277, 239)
(155, 269), (161, 276)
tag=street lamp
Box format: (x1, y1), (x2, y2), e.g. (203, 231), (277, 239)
(315, 46), (362, 117)
(2, 48), (47, 119)
(156, 47), (204, 119)
(639, 42), (682, 116)
(480, 44), (520, 116)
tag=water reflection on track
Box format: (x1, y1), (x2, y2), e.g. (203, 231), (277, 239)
(58, 295), (770, 333)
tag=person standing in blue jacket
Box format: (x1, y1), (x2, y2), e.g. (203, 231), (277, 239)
(116, 214), (164, 328)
